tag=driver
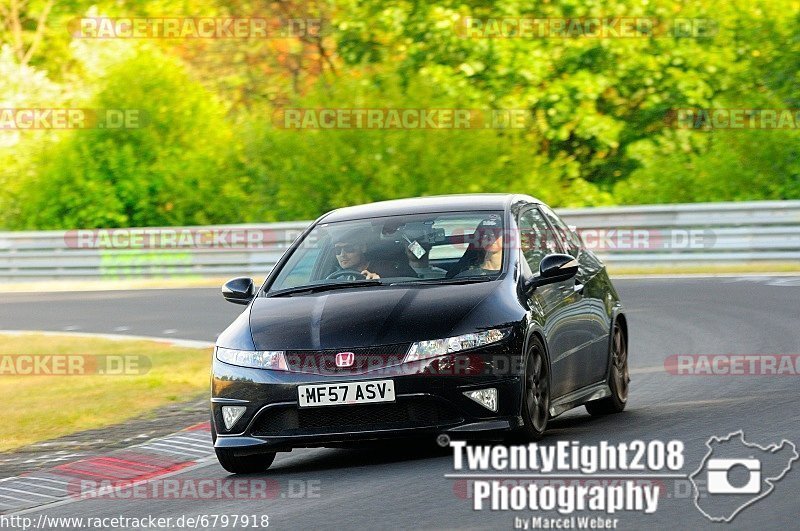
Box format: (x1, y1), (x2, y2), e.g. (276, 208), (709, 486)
(332, 231), (416, 280)
(333, 237), (380, 279)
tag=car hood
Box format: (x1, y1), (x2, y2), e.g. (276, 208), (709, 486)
(248, 282), (501, 350)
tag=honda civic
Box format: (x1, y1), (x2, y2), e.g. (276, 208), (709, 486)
(211, 194), (629, 473)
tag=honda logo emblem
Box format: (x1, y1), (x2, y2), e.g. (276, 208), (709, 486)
(335, 352), (355, 368)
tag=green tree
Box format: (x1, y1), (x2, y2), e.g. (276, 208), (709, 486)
(10, 47), (248, 229)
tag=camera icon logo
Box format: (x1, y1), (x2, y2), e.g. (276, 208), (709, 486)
(706, 458), (761, 494)
(690, 431), (797, 522)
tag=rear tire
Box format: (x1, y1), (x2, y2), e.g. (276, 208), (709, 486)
(211, 413), (276, 474)
(586, 322), (629, 416)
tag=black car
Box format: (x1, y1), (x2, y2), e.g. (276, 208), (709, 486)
(211, 194), (629, 473)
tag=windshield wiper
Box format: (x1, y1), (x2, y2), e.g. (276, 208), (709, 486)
(268, 279), (383, 297)
(389, 276), (495, 286)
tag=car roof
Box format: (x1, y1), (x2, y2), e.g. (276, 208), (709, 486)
(319, 194), (541, 223)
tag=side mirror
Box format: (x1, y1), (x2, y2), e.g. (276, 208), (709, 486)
(525, 254), (579, 291)
(222, 277), (255, 305)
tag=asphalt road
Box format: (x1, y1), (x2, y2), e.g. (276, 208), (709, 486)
(2, 277), (800, 529)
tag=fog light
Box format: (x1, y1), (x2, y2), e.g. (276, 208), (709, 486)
(221, 406), (246, 430)
(463, 388), (498, 412)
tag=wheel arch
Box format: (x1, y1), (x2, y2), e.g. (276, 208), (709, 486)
(604, 307), (628, 382)
(615, 312), (628, 344)
(520, 326), (551, 415)
(523, 327), (550, 368)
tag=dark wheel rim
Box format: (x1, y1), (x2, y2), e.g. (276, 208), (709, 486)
(525, 347), (549, 432)
(611, 324), (629, 402)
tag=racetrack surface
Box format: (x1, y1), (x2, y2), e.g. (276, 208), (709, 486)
(2, 277), (799, 529)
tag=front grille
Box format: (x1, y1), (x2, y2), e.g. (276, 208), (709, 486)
(285, 344), (410, 375)
(251, 398), (462, 437)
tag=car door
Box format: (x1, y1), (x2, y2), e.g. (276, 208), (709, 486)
(517, 206), (585, 398)
(538, 204), (610, 386)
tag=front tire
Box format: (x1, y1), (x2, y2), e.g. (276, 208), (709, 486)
(586, 322), (629, 416)
(518, 337), (550, 440)
(215, 448), (276, 474)
(211, 413), (276, 474)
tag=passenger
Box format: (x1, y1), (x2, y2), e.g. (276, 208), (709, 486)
(453, 217), (504, 277)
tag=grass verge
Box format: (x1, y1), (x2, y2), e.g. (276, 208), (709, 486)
(0, 334), (210, 452)
(0, 276), (268, 292)
(608, 262), (800, 276)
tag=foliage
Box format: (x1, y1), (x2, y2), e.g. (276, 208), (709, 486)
(8, 48), (250, 229)
(0, 0), (798, 228)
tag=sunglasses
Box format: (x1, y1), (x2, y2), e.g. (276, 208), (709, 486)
(334, 244), (359, 255)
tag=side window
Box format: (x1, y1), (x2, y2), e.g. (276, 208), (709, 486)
(539, 205), (581, 258)
(517, 208), (562, 273)
(273, 245), (322, 286)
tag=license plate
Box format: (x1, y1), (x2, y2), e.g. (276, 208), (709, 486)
(298, 380), (395, 408)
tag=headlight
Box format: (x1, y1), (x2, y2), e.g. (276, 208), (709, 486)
(215, 347), (288, 371)
(405, 329), (509, 363)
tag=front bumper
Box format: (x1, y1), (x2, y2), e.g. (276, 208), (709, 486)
(211, 341), (525, 453)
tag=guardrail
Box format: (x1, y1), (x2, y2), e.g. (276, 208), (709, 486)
(0, 200), (798, 280)
(558, 200), (800, 264)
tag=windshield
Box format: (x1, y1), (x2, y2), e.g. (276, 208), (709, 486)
(266, 211), (506, 295)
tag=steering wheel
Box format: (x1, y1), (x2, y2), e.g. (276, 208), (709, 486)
(325, 269), (367, 281)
